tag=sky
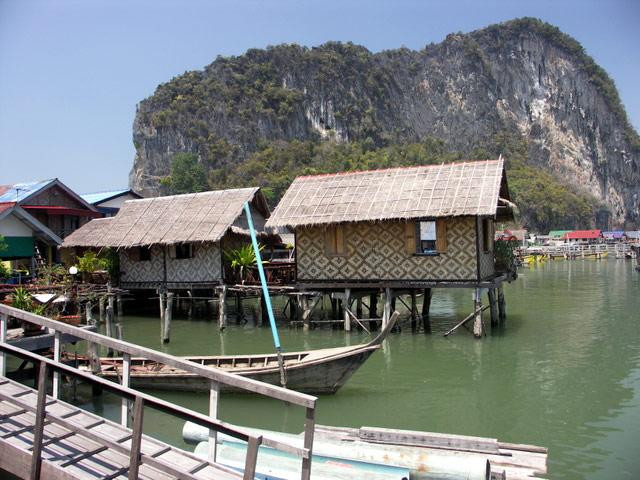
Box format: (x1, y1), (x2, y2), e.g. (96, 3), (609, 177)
(1, 0), (639, 194)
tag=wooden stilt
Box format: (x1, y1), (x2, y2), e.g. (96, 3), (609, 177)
(163, 292), (174, 343)
(473, 288), (483, 338)
(343, 288), (351, 332)
(383, 288), (392, 328)
(331, 296), (338, 320)
(302, 295), (311, 331)
(488, 288), (498, 327)
(410, 290), (418, 332)
(290, 296), (298, 322)
(356, 297), (363, 319)
(497, 286), (506, 323)
(85, 301), (94, 325)
(422, 288), (432, 334)
(158, 290), (166, 340)
(116, 294), (123, 317)
(187, 290), (193, 319)
(236, 293), (244, 322)
(99, 296), (105, 322)
(106, 295), (115, 357)
(369, 293), (378, 331)
(218, 286), (227, 330)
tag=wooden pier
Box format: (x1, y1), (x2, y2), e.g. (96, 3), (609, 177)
(0, 304), (317, 480)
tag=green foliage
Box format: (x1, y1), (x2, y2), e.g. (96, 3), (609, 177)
(494, 240), (519, 273)
(223, 244), (265, 283)
(37, 264), (66, 285)
(11, 287), (34, 312)
(77, 251), (110, 273)
(0, 234), (7, 254)
(162, 152), (209, 194)
(0, 262), (9, 279)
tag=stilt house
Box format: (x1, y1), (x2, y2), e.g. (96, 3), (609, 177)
(266, 159), (515, 288)
(62, 188), (278, 289)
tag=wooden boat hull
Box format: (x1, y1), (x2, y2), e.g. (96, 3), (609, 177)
(100, 345), (379, 394)
(95, 313), (399, 395)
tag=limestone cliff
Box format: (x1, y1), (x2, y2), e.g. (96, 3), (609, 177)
(130, 18), (640, 228)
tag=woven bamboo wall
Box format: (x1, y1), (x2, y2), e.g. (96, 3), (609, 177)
(296, 217), (478, 282)
(477, 218), (496, 280)
(120, 243), (222, 284)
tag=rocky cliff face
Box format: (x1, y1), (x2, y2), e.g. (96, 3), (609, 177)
(130, 18), (639, 228)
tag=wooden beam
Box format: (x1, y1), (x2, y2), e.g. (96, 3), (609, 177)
(29, 362), (47, 480)
(127, 397), (144, 480)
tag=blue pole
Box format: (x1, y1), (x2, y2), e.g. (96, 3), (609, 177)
(243, 202), (282, 351)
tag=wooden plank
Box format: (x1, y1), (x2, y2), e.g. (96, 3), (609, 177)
(358, 426), (501, 454)
(121, 353), (131, 427)
(128, 397), (144, 480)
(30, 362), (48, 480)
(301, 406), (315, 480)
(242, 435), (262, 480)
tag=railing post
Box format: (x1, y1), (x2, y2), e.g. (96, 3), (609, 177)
(0, 312), (7, 377)
(121, 353), (131, 427)
(128, 396), (144, 480)
(301, 406), (315, 480)
(209, 381), (220, 462)
(30, 361), (48, 480)
(243, 435), (262, 480)
(52, 331), (61, 399)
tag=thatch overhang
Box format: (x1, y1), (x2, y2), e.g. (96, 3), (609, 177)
(62, 187), (274, 248)
(266, 159), (514, 229)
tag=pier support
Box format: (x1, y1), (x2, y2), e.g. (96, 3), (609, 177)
(218, 286), (227, 330)
(99, 296), (105, 322)
(382, 288), (392, 328)
(162, 292), (174, 344)
(301, 295), (311, 331)
(343, 288), (351, 332)
(369, 293), (378, 331)
(488, 288), (499, 327)
(106, 295), (115, 356)
(116, 294), (123, 317)
(421, 288), (432, 333)
(85, 301), (94, 325)
(410, 290), (418, 332)
(497, 286), (506, 323)
(473, 288), (483, 338)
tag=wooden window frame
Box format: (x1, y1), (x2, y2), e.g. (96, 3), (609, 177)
(482, 218), (493, 253)
(411, 219), (448, 256)
(139, 246), (151, 262)
(324, 225), (347, 257)
(175, 243), (194, 260)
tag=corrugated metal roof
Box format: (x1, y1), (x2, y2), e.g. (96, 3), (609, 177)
(564, 230), (601, 239)
(0, 179), (55, 203)
(81, 189), (135, 205)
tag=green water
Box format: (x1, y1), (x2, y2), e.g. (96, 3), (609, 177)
(70, 260), (639, 479)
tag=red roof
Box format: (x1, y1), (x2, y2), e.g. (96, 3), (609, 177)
(564, 230), (601, 240)
(0, 202), (16, 215)
(21, 205), (102, 218)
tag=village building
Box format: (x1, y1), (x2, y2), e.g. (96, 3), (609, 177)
(563, 230), (602, 244)
(81, 189), (142, 217)
(62, 187), (279, 290)
(266, 159), (516, 336)
(0, 179), (100, 274)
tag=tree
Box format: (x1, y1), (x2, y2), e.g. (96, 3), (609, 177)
(0, 234), (7, 254)
(161, 152), (209, 194)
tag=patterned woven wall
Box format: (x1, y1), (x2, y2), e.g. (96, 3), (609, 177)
(120, 245), (164, 283)
(120, 243), (222, 284)
(297, 217), (478, 282)
(166, 243), (221, 282)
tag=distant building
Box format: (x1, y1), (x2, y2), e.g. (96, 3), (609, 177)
(0, 179), (100, 269)
(602, 231), (625, 243)
(625, 231), (640, 243)
(81, 189), (142, 217)
(563, 230), (602, 244)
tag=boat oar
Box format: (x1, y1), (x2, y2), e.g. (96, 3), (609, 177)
(243, 202), (287, 389)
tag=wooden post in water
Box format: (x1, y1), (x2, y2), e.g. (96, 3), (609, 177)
(497, 286), (506, 323)
(116, 294), (123, 317)
(369, 293), (378, 331)
(301, 295), (311, 331)
(488, 288), (499, 327)
(473, 288), (483, 337)
(209, 381), (220, 462)
(331, 295), (338, 320)
(218, 286), (227, 330)
(422, 288), (432, 333)
(163, 292), (174, 343)
(99, 295), (106, 322)
(235, 292), (244, 322)
(382, 288), (392, 328)
(106, 295), (115, 356)
(85, 301), (94, 325)
(356, 296), (363, 319)
(158, 289), (166, 335)
(343, 288), (351, 332)
(410, 290), (418, 332)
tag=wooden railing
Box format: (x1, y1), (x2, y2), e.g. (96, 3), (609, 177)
(0, 304), (317, 480)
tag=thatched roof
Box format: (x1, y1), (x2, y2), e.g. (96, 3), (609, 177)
(62, 187), (270, 248)
(266, 159), (511, 228)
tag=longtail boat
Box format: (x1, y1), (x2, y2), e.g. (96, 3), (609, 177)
(93, 313), (398, 395)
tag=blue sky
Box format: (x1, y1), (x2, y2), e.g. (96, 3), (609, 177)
(1, 0), (638, 193)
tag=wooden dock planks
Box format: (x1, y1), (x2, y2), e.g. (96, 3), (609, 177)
(0, 377), (241, 480)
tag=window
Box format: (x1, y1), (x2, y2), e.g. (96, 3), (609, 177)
(325, 225), (346, 256)
(139, 246), (151, 261)
(407, 219), (447, 255)
(175, 243), (194, 259)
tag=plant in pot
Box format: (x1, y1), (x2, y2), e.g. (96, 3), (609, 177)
(10, 287), (44, 336)
(76, 251), (111, 283)
(224, 244), (264, 284)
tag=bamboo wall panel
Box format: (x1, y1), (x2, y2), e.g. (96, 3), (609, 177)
(120, 245), (164, 283)
(166, 243), (222, 282)
(297, 217), (478, 282)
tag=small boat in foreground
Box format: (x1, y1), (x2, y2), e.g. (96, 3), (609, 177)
(94, 314), (398, 395)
